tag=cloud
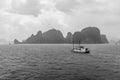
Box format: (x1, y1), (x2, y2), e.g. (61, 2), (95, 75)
(0, 0), (11, 10)
(0, 0), (119, 41)
(0, 9), (67, 41)
(54, 0), (79, 12)
(10, 0), (41, 16)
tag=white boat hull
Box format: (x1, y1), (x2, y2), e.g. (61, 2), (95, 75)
(72, 48), (90, 54)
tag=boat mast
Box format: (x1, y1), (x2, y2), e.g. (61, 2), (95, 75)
(79, 40), (81, 47)
(72, 37), (74, 49)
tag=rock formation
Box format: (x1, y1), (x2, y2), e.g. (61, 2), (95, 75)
(14, 39), (20, 44)
(43, 29), (65, 43)
(14, 27), (109, 44)
(101, 34), (109, 43)
(65, 32), (73, 43)
(81, 27), (102, 43)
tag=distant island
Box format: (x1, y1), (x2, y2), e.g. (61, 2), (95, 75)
(14, 27), (109, 44)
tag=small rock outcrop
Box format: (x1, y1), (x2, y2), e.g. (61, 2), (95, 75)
(101, 34), (109, 43)
(14, 39), (20, 44)
(65, 32), (73, 43)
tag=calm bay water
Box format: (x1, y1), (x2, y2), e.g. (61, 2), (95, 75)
(0, 44), (119, 80)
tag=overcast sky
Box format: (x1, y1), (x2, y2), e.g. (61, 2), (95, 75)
(0, 0), (120, 41)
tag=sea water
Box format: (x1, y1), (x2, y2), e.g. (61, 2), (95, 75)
(0, 44), (120, 80)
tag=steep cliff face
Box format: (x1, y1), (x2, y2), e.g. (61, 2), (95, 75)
(101, 34), (109, 43)
(43, 29), (65, 43)
(65, 32), (73, 43)
(81, 27), (102, 43)
(33, 31), (44, 43)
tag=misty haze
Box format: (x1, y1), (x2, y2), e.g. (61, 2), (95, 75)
(0, 0), (120, 80)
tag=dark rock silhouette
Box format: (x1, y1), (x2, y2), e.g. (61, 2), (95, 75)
(81, 27), (102, 43)
(34, 31), (44, 43)
(14, 27), (109, 44)
(23, 34), (35, 43)
(23, 31), (44, 44)
(101, 34), (109, 43)
(73, 32), (83, 44)
(65, 32), (73, 43)
(43, 29), (65, 43)
(14, 39), (20, 44)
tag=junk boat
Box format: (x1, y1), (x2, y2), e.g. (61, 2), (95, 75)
(71, 40), (90, 54)
(72, 46), (90, 54)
